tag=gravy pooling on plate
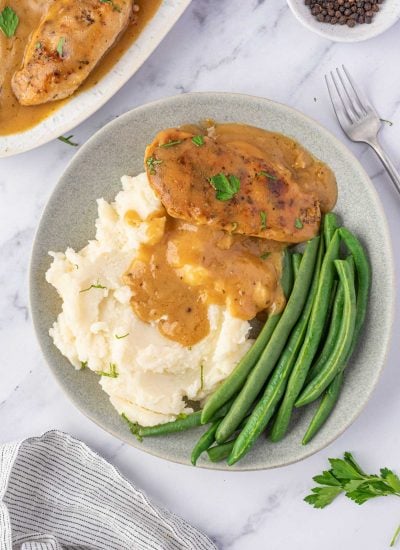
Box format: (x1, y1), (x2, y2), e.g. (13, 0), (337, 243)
(124, 214), (286, 347)
(0, 0), (161, 136)
(124, 122), (338, 347)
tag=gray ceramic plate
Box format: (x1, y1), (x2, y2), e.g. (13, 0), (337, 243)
(30, 93), (394, 470)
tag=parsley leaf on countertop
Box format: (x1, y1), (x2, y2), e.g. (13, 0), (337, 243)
(0, 6), (19, 38)
(58, 135), (78, 147)
(305, 452), (400, 546)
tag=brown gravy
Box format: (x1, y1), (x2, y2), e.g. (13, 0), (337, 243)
(124, 213), (286, 347)
(0, 0), (161, 136)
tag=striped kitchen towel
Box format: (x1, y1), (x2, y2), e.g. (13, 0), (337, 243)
(0, 430), (217, 550)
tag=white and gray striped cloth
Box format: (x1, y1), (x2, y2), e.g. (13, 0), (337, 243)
(0, 430), (217, 550)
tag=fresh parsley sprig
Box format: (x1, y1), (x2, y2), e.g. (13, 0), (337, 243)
(305, 452), (400, 546)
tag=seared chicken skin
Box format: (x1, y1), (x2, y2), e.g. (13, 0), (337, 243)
(145, 129), (325, 243)
(12, 0), (136, 106)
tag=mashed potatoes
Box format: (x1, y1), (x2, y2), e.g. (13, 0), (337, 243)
(47, 173), (252, 426)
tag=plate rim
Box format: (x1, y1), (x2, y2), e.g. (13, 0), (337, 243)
(29, 91), (396, 470)
(0, 0), (192, 158)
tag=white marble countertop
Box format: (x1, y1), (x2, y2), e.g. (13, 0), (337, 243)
(1, 1), (400, 548)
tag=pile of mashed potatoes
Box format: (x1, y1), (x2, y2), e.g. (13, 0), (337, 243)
(46, 173), (253, 427)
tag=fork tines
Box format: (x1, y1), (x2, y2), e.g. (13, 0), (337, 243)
(325, 65), (375, 127)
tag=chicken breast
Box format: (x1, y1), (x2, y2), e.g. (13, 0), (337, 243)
(145, 129), (323, 243)
(12, 0), (136, 106)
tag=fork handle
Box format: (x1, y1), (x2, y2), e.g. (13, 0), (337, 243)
(367, 137), (400, 196)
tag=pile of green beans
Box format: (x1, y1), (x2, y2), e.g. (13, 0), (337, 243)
(121, 214), (371, 466)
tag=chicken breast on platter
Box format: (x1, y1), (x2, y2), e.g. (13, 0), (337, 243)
(12, 0), (136, 106)
(145, 129), (324, 244)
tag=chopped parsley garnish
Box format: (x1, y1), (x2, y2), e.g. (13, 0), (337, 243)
(192, 135), (205, 147)
(260, 211), (267, 230)
(209, 173), (240, 201)
(257, 170), (277, 180)
(97, 363), (118, 378)
(58, 135), (78, 147)
(160, 140), (182, 148)
(79, 282), (107, 293)
(295, 217), (304, 229)
(56, 36), (65, 58)
(260, 252), (271, 260)
(35, 41), (42, 50)
(115, 333), (129, 339)
(0, 6), (19, 38)
(200, 364), (204, 390)
(146, 157), (163, 175)
(80, 361), (88, 369)
(99, 0), (122, 11)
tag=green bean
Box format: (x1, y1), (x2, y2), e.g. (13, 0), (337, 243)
(303, 233), (371, 445)
(323, 212), (340, 248)
(281, 248), (295, 298)
(306, 258), (353, 383)
(207, 440), (236, 462)
(295, 259), (357, 406)
(320, 212), (340, 340)
(206, 412), (252, 463)
(269, 229), (340, 442)
(200, 250), (294, 425)
(227, 237), (325, 465)
(292, 253), (302, 277)
(128, 397), (234, 439)
(339, 227), (371, 346)
(302, 372), (343, 445)
(123, 411), (202, 439)
(215, 236), (320, 443)
(191, 420), (221, 465)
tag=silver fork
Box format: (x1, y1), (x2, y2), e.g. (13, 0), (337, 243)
(325, 65), (400, 196)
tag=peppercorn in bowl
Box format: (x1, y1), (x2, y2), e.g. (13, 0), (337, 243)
(287, 0), (400, 41)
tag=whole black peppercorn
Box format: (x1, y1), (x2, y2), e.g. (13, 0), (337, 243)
(304, 0), (384, 26)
